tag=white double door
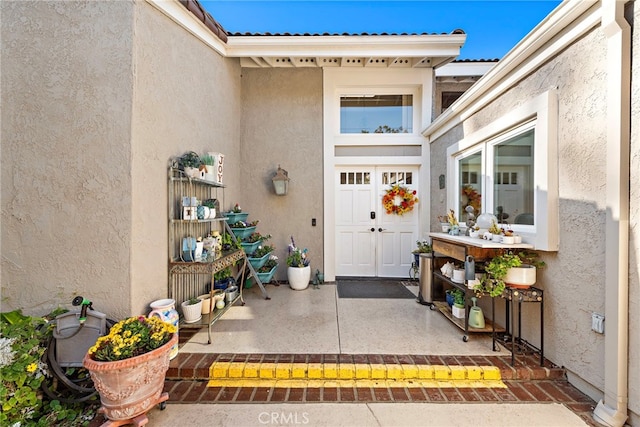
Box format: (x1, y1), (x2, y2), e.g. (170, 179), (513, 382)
(335, 166), (419, 277)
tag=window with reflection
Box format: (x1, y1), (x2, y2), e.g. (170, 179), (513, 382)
(458, 151), (482, 223)
(455, 125), (535, 226)
(493, 129), (534, 225)
(340, 95), (413, 134)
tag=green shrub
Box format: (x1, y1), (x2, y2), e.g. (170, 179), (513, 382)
(1, 310), (99, 426)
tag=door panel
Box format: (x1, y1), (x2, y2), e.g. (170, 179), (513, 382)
(336, 166), (418, 278)
(336, 169), (376, 276)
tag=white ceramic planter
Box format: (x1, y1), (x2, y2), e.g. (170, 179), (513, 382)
(181, 300), (203, 323)
(452, 305), (465, 319)
(505, 265), (537, 287)
(288, 266), (311, 290)
(452, 268), (465, 284)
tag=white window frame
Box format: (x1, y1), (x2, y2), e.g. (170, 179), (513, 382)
(333, 86), (424, 147)
(446, 90), (558, 251)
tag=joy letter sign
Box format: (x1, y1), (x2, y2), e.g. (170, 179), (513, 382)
(208, 152), (224, 184)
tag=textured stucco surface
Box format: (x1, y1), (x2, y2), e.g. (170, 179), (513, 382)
(1, 1), (242, 318)
(430, 24), (616, 397)
(239, 68), (324, 281)
(130, 2), (241, 316)
(1, 1), (135, 319)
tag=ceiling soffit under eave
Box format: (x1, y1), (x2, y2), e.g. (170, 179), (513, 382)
(225, 34), (466, 68)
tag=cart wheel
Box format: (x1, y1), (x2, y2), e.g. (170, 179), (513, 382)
(429, 304), (436, 311)
(159, 401), (167, 410)
(462, 335), (468, 342)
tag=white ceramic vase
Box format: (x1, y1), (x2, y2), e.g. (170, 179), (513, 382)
(288, 266), (311, 290)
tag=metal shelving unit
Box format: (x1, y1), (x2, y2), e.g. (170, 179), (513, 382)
(168, 163), (269, 344)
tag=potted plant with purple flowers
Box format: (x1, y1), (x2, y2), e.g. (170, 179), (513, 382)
(286, 236), (310, 290)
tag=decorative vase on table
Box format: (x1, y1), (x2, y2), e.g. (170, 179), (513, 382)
(287, 266), (311, 290)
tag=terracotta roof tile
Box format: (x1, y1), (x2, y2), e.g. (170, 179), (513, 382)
(179, 0), (228, 42)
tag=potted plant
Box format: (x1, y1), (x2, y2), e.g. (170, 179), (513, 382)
(287, 236), (310, 290)
(256, 256), (279, 284)
(488, 220), (502, 241)
(474, 251), (522, 297)
(82, 316), (178, 422)
(451, 288), (465, 319)
(504, 250), (545, 288)
(229, 220), (258, 240)
(201, 154), (215, 181)
(225, 203), (249, 223)
(214, 267), (234, 290)
(248, 244), (274, 269)
(242, 232), (271, 254)
(412, 238), (432, 264)
(178, 151), (202, 178)
(180, 297), (203, 323)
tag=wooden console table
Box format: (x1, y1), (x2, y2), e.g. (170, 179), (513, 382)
(429, 233), (533, 343)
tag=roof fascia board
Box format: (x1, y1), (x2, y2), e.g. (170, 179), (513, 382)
(436, 62), (497, 77)
(146, 0), (228, 56)
(422, 0), (599, 141)
(225, 34), (466, 58)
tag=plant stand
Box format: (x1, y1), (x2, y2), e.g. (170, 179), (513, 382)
(96, 392), (168, 427)
(494, 286), (544, 366)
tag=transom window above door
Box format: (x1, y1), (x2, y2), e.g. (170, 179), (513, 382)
(382, 171), (413, 186)
(340, 171), (371, 185)
(340, 95), (413, 134)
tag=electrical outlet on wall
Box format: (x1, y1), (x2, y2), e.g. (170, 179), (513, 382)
(592, 313), (605, 334)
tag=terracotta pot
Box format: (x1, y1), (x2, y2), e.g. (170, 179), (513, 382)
(83, 333), (178, 421)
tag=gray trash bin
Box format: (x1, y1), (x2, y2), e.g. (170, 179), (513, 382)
(417, 253), (434, 306)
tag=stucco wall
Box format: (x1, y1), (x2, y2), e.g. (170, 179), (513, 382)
(1, 1), (135, 319)
(0, 1), (242, 319)
(130, 2), (241, 315)
(240, 68), (324, 281)
(431, 25), (611, 391)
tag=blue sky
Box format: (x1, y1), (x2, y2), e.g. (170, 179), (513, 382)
(200, 1), (562, 60)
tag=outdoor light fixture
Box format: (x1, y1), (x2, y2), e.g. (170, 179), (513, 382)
(272, 165), (290, 196)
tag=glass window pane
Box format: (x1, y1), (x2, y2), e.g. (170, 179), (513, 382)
(340, 95), (413, 134)
(459, 152), (483, 222)
(356, 173), (362, 184)
(364, 172), (371, 184)
(340, 173), (346, 185)
(405, 172), (412, 185)
(493, 129), (534, 225)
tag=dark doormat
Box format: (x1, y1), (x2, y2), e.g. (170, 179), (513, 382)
(336, 279), (416, 299)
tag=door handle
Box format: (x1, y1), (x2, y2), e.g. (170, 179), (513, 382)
(370, 228), (375, 232)
(378, 228), (386, 232)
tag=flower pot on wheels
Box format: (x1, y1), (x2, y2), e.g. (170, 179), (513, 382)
(83, 333), (178, 423)
(288, 266), (311, 290)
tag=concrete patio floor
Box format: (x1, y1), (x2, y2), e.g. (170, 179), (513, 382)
(132, 281), (598, 427)
(179, 281), (511, 356)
